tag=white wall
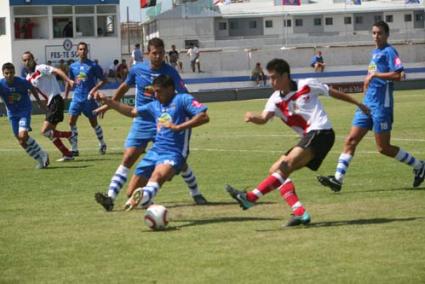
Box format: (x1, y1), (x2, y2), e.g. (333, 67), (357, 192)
(0, 2), (12, 69)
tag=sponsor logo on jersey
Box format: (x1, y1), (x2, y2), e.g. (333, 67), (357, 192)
(192, 100), (203, 108)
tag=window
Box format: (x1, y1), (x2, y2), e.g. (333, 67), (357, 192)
(405, 14), (412, 22)
(52, 6), (72, 14)
(374, 15), (382, 23)
(0, 18), (5, 35)
(75, 6), (95, 14)
(230, 21), (238, 29)
(249, 21), (257, 29)
(295, 19), (303, 27)
(76, 17), (95, 37)
(415, 14), (423, 22)
(284, 19), (292, 27)
(355, 16), (363, 24)
(97, 5), (117, 14)
(53, 17), (73, 38)
(97, 15), (116, 36)
(386, 15), (393, 23)
(14, 6), (48, 39)
(218, 22), (227, 30)
(314, 18), (322, 26)
(265, 20), (273, 28)
(344, 17), (352, 24)
(325, 17), (333, 25)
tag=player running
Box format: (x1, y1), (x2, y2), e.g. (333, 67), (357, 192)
(94, 38), (208, 211)
(225, 58), (369, 227)
(94, 75), (209, 211)
(0, 63), (49, 169)
(64, 42), (107, 157)
(22, 51), (75, 161)
(317, 21), (425, 192)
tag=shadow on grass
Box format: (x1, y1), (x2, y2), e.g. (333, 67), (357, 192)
(165, 200), (276, 209)
(339, 187), (423, 194)
(256, 216), (424, 232)
(170, 216), (281, 230)
(44, 165), (92, 169)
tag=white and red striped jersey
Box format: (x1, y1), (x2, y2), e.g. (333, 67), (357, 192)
(264, 78), (332, 137)
(26, 64), (62, 104)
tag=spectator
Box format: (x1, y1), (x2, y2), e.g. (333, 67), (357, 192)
(131, 43), (143, 65)
(63, 21), (73, 38)
(187, 43), (201, 73)
(310, 50), (326, 72)
(108, 59), (119, 80)
(22, 18), (36, 39)
(167, 44), (183, 72)
(251, 62), (267, 86)
(117, 59), (128, 82)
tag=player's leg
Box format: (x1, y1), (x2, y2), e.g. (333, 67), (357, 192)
(68, 100), (81, 156)
(85, 100), (107, 155)
(180, 162), (208, 205)
(14, 116), (49, 169)
(318, 111), (370, 192)
(375, 131), (425, 188)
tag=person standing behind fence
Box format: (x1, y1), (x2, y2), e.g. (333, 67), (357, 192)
(187, 43), (201, 73)
(131, 43), (143, 65)
(167, 44), (183, 72)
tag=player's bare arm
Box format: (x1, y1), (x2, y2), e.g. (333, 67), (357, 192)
(244, 111), (274, 124)
(364, 71), (402, 89)
(94, 92), (136, 118)
(88, 78), (108, 99)
(161, 111), (209, 131)
(329, 88), (370, 115)
(52, 67), (74, 89)
(29, 86), (47, 111)
(94, 82), (130, 115)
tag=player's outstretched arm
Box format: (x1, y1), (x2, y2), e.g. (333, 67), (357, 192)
(94, 82), (130, 116)
(94, 92), (137, 118)
(329, 88), (370, 115)
(162, 111), (209, 132)
(52, 67), (74, 89)
(29, 86), (47, 111)
(244, 111), (274, 125)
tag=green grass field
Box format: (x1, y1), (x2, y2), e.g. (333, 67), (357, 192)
(1, 90), (424, 283)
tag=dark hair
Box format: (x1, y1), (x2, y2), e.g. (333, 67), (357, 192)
(113, 59), (119, 64)
(266, 58), (291, 77)
(78, 41), (88, 49)
(373, 21), (390, 35)
(22, 51), (35, 60)
(2, 62), (15, 72)
(152, 75), (175, 89)
(148, 38), (164, 52)
(135, 43), (140, 48)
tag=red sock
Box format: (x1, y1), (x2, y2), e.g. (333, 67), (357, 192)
(52, 138), (72, 157)
(246, 173), (285, 202)
(53, 130), (72, 139)
(279, 179), (305, 216)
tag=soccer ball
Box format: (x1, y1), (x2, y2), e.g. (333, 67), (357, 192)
(144, 204), (169, 230)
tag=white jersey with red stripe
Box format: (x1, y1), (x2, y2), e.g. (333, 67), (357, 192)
(26, 64), (61, 104)
(264, 78), (332, 137)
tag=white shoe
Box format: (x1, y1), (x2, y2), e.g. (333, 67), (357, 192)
(56, 156), (74, 162)
(36, 151), (50, 169)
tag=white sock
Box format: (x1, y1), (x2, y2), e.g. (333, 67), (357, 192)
(107, 165), (130, 200)
(395, 148), (421, 169)
(181, 166), (200, 196)
(334, 153), (353, 182)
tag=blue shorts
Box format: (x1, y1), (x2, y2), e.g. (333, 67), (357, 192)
(9, 114), (31, 136)
(352, 107), (393, 133)
(134, 150), (185, 179)
(124, 118), (157, 149)
(68, 99), (99, 119)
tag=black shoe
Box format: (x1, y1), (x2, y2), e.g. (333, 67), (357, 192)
(285, 211), (311, 227)
(72, 150), (80, 157)
(225, 184), (254, 210)
(317, 175), (342, 192)
(99, 144), (107, 155)
(95, 192), (114, 211)
(192, 194), (208, 205)
(413, 161), (425, 188)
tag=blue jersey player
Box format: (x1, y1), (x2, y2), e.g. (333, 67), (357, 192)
(318, 21), (425, 191)
(95, 75), (209, 210)
(65, 41), (108, 156)
(94, 38), (208, 211)
(0, 63), (49, 169)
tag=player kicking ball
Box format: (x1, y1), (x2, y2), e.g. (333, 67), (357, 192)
(225, 58), (369, 227)
(0, 63), (49, 169)
(94, 75), (209, 211)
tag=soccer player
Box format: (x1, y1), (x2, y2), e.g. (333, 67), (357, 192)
(64, 42), (108, 156)
(22, 51), (75, 161)
(94, 75), (209, 210)
(225, 58), (369, 227)
(317, 21), (425, 192)
(94, 38), (208, 211)
(0, 63), (49, 169)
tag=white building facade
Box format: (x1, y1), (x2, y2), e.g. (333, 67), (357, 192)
(0, 0), (120, 72)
